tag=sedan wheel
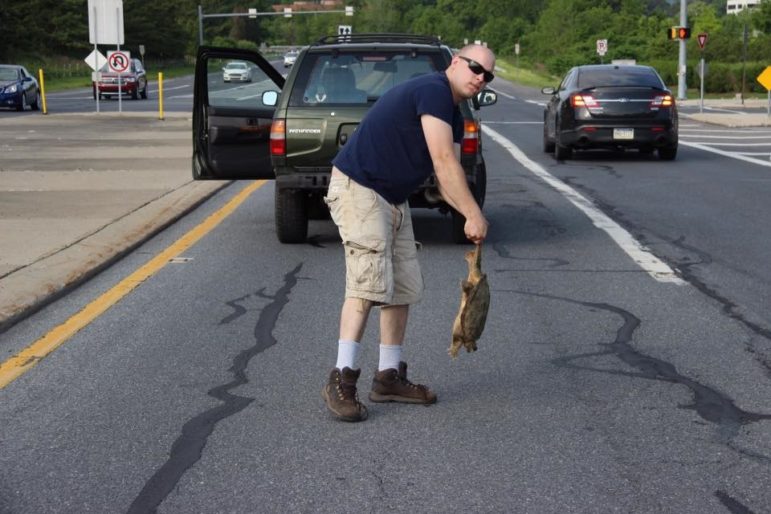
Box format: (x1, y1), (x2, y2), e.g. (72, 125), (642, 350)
(658, 145), (678, 161)
(31, 91), (41, 111)
(16, 93), (27, 111)
(543, 118), (555, 153)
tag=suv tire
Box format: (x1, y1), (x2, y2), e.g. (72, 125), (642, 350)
(275, 188), (309, 244)
(451, 210), (470, 244)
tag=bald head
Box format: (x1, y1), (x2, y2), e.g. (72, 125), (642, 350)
(446, 44), (496, 103)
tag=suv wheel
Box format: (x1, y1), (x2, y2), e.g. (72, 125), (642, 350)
(275, 188), (308, 244)
(451, 210), (471, 245)
(474, 163), (487, 208)
(141, 84), (148, 99)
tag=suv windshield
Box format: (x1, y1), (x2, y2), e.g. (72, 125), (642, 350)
(577, 67), (664, 89)
(288, 51), (444, 106)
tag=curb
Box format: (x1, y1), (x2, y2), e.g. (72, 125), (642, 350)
(0, 180), (231, 334)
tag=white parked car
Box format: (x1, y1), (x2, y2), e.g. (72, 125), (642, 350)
(222, 61), (252, 82)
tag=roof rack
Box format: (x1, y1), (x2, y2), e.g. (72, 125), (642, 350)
(314, 33), (442, 46)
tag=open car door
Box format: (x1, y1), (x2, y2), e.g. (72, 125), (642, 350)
(192, 47), (285, 180)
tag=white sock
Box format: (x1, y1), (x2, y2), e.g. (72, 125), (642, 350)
(378, 344), (402, 371)
(335, 339), (360, 370)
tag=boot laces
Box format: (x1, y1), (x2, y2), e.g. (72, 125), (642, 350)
(337, 376), (360, 401)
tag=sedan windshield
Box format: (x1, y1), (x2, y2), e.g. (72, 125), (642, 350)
(0, 68), (20, 81)
(226, 63), (247, 70)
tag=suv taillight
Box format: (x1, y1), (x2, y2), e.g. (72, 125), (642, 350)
(651, 95), (674, 108)
(461, 119), (479, 155)
(270, 119), (286, 155)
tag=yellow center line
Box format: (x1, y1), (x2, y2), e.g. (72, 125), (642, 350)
(0, 180), (266, 389)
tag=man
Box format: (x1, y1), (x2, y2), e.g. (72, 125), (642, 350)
(322, 44), (495, 422)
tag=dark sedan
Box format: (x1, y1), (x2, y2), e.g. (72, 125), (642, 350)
(0, 65), (41, 111)
(542, 64), (678, 161)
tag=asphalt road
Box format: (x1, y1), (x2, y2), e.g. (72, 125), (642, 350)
(1, 78), (770, 513)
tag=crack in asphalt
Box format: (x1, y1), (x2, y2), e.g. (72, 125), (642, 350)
(126, 264), (302, 514)
(492, 242), (569, 268)
(715, 489), (757, 514)
(557, 178), (771, 374)
(507, 290), (771, 445)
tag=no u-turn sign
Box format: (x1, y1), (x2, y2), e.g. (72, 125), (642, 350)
(107, 50), (130, 72)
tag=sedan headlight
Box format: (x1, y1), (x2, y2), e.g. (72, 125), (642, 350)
(6, 84), (18, 93)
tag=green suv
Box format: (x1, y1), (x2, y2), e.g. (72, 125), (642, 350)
(192, 34), (497, 243)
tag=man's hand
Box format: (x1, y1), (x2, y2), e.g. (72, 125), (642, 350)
(464, 213), (488, 244)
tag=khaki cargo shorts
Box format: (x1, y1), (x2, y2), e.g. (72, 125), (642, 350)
(324, 168), (423, 305)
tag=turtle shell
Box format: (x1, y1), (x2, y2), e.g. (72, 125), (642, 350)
(459, 274), (490, 340)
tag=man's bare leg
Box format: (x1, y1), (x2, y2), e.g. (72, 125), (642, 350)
(380, 304), (408, 346)
(339, 297), (373, 343)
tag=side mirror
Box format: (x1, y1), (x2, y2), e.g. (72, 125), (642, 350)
(262, 90), (279, 106)
(541, 86), (556, 95)
(475, 89), (497, 108)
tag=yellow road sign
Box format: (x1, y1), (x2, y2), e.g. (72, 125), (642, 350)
(757, 66), (771, 91)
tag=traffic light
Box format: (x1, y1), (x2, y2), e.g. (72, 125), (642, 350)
(667, 26), (691, 40)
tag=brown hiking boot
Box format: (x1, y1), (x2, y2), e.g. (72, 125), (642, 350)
(322, 367), (368, 422)
(369, 361), (437, 404)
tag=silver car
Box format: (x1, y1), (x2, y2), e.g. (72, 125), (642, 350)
(222, 61), (252, 82)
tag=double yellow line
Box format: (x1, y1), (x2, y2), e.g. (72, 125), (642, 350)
(0, 181), (265, 389)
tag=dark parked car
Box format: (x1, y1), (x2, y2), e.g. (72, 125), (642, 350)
(0, 65), (41, 111)
(542, 64), (678, 160)
(191, 34), (497, 244)
(94, 58), (148, 100)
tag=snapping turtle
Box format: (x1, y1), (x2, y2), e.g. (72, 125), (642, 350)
(449, 244), (490, 358)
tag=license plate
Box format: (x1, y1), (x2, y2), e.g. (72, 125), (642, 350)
(613, 128), (634, 140)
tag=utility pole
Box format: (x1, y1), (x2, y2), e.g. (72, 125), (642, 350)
(678, 0), (687, 100)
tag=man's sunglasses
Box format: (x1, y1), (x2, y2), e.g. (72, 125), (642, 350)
(458, 55), (494, 83)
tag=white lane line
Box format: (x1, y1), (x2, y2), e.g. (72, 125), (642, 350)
(526, 99), (546, 107)
(482, 125), (684, 284)
(495, 90), (517, 100)
(681, 141), (771, 147)
(678, 134), (771, 139)
(704, 107), (748, 115)
(680, 140), (771, 167)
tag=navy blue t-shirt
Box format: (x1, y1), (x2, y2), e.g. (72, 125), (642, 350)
(332, 71), (464, 205)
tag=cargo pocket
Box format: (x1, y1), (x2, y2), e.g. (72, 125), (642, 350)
(344, 239), (387, 295)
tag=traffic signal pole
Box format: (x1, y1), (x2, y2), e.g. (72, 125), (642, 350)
(678, 0), (687, 100)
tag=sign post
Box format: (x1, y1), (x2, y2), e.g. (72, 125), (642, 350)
(87, 0), (124, 113)
(596, 39), (608, 64)
(697, 33), (708, 113)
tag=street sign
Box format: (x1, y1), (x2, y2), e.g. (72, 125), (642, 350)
(596, 39), (608, 56)
(697, 33), (708, 50)
(696, 60), (709, 79)
(107, 50), (130, 73)
(84, 49), (107, 71)
(338, 25), (352, 36)
(514, 43), (520, 56)
(87, 0), (124, 45)
(757, 66), (771, 91)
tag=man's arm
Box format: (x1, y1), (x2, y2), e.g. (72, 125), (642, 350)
(421, 114), (488, 243)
